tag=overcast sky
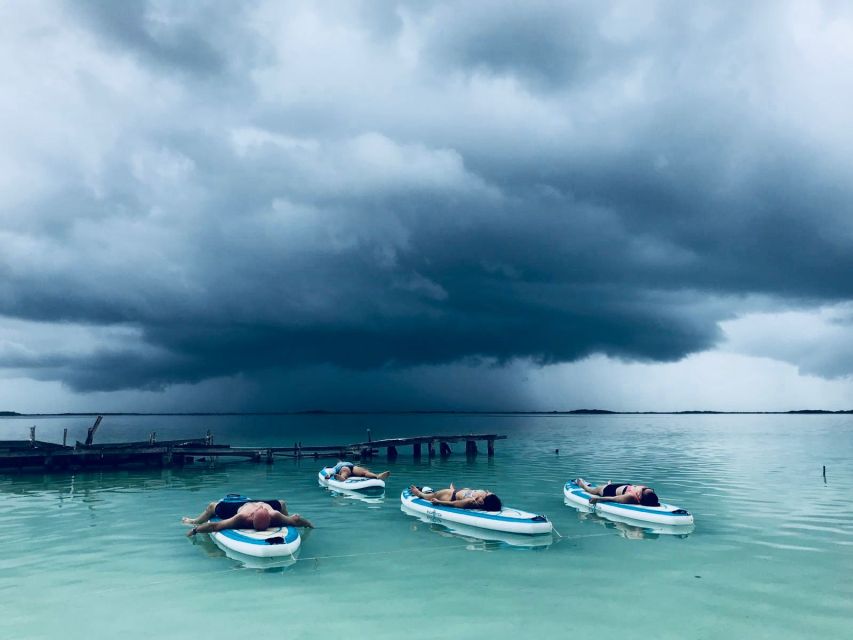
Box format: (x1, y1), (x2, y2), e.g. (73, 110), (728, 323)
(1, 1), (852, 413)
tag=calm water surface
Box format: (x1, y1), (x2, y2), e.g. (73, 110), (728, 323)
(1, 414), (851, 639)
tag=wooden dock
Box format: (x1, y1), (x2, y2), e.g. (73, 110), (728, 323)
(0, 418), (507, 473)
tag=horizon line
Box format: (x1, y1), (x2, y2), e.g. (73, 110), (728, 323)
(2, 409), (852, 417)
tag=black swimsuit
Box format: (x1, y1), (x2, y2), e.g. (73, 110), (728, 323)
(602, 484), (628, 498)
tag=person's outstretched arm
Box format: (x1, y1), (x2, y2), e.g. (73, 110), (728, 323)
(186, 515), (241, 537)
(590, 494), (637, 505)
(430, 497), (476, 508)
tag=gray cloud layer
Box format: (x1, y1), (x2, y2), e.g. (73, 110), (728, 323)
(1, 1), (852, 401)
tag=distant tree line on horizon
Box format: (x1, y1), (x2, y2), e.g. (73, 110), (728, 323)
(1, 409), (852, 417)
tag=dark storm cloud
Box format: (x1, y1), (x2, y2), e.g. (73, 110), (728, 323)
(2, 0), (853, 398)
(69, 0), (229, 74)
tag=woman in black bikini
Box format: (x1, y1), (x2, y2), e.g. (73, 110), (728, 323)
(575, 478), (660, 507)
(409, 484), (503, 511)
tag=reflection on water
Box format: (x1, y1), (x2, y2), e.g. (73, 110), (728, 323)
(1, 414), (852, 640)
(570, 504), (694, 540)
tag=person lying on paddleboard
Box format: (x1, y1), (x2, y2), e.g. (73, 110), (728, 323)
(574, 478), (660, 507)
(330, 460), (390, 482)
(409, 484), (503, 511)
(182, 499), (314, 537)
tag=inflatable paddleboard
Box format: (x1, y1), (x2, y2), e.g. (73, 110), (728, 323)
(208, 495), (301, 558)
(319, 467), (385, 493)
(400, 489), (552, 535)
(563, 480), (694, 527)
(403, 504), (553, 548)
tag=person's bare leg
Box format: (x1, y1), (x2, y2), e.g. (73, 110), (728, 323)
(410, 486), (452, 501)
(276, 499), (289, 516)
(352, 465), (390, 480)
(182, 501), (218, 525)
(576, 479), (604, 496)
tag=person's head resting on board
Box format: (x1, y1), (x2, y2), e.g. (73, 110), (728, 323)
(252, 508), (272, 531)
(481, 493), (502, 512)
(638, 488), (660, 507)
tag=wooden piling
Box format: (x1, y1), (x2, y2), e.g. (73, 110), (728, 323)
(466, 440), (478, 456)
(84, 415), (103, 446)
(413, 442), (422, 458)
(387, 445), (398, 460)
(440, 442), (452, 457)
(29, 426), (36, 446)
(487, 438), (495, 456)
(62, 428), (68, 447)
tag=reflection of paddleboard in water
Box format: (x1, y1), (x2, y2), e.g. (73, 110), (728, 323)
(208, 494), (301, 558)
(563, 480), (694, 528)
(400, 489), (552, 535)
(318, 467), (385, 493)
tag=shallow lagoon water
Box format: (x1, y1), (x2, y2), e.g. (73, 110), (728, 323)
(2, 414), (852, 639)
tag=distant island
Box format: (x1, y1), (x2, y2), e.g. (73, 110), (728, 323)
(1, 409), (851, 416)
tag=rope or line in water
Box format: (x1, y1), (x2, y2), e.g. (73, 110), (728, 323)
(84, 531), (613, 595)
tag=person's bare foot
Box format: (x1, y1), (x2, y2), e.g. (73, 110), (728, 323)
(181, 517), (197, 526)
(378, 471), (390, 480)
(410, 485), (424, 498)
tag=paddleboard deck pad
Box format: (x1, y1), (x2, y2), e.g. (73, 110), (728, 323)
(400, 489), (552, 535)
(563, 480), (694, 526)
(319, 467), (385, 492)
(208, 494), (301, 558)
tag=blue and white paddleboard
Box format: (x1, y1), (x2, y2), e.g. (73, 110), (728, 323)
(318, 467), (385, 493)
(400, 489), (552, 535)
(208, 495), (301, 559)
(563, 480), (694, 527)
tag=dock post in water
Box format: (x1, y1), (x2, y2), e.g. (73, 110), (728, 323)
(63, 428), (68, 447)
(428, 440), (436, 457)
(387, 445), (398, 460)
(487, 438), (495, 456)
(84, 415), (103, 446)
(266, 449), (274, 465)
(413, 442), (422, 459)
(466, 440), (478, 456)
(29, 426), (36, 446)
(440, 442), (452, 457)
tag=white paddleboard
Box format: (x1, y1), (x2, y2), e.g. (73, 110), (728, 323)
(319, 467), (385, 493)
(563, 480), (694, 527)
(400, 489), (552, 535)
(206, 495), (302, 558)
(210, 522), (301, 558)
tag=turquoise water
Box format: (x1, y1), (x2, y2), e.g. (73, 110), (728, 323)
(1, 414), (852, 639)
